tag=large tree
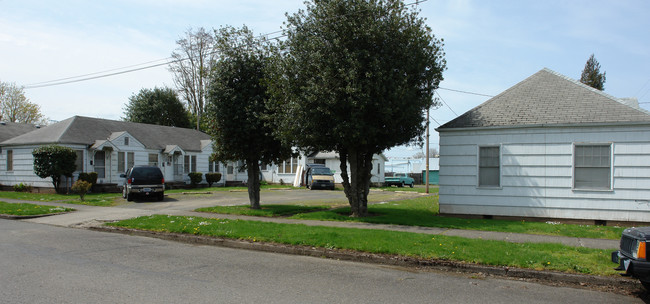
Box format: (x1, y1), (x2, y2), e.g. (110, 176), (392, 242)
(33, 145), (77, 194)
(168, 27), (217, 131)
(580, 54), (606, 91)
(0, 81), (47, 124)
(269, 0), (446, 217)
(205, 26), (292, 209)
(123, 87), (191, 128)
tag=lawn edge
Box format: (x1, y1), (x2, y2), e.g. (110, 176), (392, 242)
(90, 225), (641, 294)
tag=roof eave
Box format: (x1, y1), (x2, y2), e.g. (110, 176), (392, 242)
(437, 121), (650, 132)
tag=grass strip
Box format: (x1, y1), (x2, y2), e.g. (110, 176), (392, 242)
(108, 214), (618, 276)
(166, 185), (298, 194)
(0, 201), (74, 216)
(196, 204), (332, 217)
(201, 196), (624, 240)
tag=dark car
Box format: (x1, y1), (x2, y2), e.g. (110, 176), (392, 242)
(612, 226), (650, 290)
(120, 166), (165, 201)
(305, 164), (335, 190)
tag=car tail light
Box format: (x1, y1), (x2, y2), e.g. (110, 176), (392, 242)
(162, 177), (165, 184)
(635, 241), (647, 259)
(127, 178), (133, 184)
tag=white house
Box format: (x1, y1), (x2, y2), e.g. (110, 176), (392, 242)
(436, 68), (650, 224)
(0, 116), (228, 189)
(260, 151), (387, 187)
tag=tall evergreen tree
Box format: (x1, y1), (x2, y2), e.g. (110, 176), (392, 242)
(268, 0), (446, 217)
(580, 54), (606, 91)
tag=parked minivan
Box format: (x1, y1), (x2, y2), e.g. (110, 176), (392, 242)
(305, 163), (335, 190)
(120, 166), (165, 201)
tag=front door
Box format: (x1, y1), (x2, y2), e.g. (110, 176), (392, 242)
(94, 151), (106, 179)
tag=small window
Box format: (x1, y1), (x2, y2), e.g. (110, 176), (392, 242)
(191, 155), (197, 172)
(148, 153), (159, 167)
(118, 152), (125, 172)
(124, 137), (129, 146)
(574, 144), (611, 190)
(184, 155), (190, 173)
(279, 157), (299, 174)
(127, 152), (134, 169)
(478, 146), (500, 187)
(6, 150), (13, 171)
(74, 150), (83, 172)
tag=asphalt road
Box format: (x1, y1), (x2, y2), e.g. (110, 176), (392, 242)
(1, 220), (640, 304)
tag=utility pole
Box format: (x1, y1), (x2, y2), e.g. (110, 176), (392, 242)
(425, 105), (430, 194)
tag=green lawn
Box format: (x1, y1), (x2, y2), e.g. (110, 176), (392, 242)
(166, 184), (298, 194)
(0, 191), (122, 206)
(196, 204), (332, 217)
(198, 196), (625, 240)
(0, 201), (74, 216)
(108, 214), (618, 276)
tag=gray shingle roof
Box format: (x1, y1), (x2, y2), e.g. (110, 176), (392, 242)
(0, 122), (40, 142)
(437, 68), (650, 130)
(0, 116), (211, 152)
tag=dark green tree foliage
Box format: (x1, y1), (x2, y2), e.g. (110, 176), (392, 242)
(32, 145), (77, 193)
(205, 26), (292, 209)
(580, 54), (606, 91)
(123, 87), (192, 128)
(269, 0), (446, 216)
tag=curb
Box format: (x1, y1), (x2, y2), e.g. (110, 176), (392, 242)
(90, 225), (641, 293)
(0, 212), (71, 220)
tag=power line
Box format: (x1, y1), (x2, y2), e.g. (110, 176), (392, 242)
(435, 91), (458, 116)
(438, 86), (494, 97)
(25, 0), (431, 90)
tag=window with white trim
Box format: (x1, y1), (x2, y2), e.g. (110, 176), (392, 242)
(574, 144), (611, 190)
(6, 150), (13, 171)
(74, 150), (83, 172)
(148, 153), (159, 167)
(278, 157), (299, 174)
(478, 146), (500, 187)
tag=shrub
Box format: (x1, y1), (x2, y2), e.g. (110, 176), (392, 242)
(205, 172), (222, 187)
(71, 180), (92, 201)
(32, 145), (77, 194)
(78, 172), (98, 187)
(188, 172), (203, 187)
(13, 183), (33, 193)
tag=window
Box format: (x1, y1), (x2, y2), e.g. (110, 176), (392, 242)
(118, 152), (125, 173)
(74, 150), (83, 172)
(209, 161), (220, 173)
(574, 144), (611, 190)
(148, 153), (158, 167)
(124, 137), (129, 146)
(478, 146), (500, 187)
(127, 152), (134, 169)
(119, 152), (135, 172)
(184, 155), (197, 173)
(260, 162), (268, 171)
(6, 150), (13, 171)
(278, 157), (299, 174)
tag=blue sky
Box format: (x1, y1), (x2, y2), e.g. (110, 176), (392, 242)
(2, 0), (649, 158)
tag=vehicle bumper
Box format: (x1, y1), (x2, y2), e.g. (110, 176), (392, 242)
(129, 186), (164, 196)
(612, 250), (650, 280)
(311, 181), (335, 190)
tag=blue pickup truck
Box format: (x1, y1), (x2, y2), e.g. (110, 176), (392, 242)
(384, 173), (415, 188)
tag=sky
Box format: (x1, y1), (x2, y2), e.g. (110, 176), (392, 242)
(2, 0), (650, 158)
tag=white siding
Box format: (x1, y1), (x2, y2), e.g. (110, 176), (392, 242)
(438, 125), (650, 222)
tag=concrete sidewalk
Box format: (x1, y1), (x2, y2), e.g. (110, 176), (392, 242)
(12, 199), (620, 250)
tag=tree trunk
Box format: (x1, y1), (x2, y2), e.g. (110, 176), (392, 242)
(340, 148), (374, 217)
(246, 159), (261, 209)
